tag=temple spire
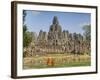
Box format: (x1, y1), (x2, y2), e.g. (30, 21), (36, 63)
(53, 16), (59, 24)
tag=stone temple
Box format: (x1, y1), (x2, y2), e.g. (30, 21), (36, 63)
(24, 16), (91, 57)
(48, 16), (67, 46)
(37, 16), (69, 46)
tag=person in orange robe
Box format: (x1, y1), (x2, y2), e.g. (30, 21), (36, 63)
(47, 57), (54, 67)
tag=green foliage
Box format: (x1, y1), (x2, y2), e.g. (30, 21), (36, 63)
(23, 10), (27, 24)
(23, 25), (32, 47)
(23, 10), (32, 47)
(82, 24), (91, 41)
(23, 25), (27, 34)
(23, 31), (32, 47)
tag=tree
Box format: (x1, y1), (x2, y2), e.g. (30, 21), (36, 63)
(23, 10), (32, 47)
(23, 10), (27, 35)
(23, 25), (27, 34)
(82, 24), (91, 55)
(23, 10), (27, 25)
(82, 24), (91, 41)
(23, 32), (32, 47)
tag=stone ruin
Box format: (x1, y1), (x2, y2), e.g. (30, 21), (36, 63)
(24, 16), (91, 57)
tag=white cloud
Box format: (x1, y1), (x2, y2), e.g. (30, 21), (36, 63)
(79, 22), (90, 28)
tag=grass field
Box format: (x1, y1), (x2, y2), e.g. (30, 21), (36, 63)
(23, 53), (91, 69)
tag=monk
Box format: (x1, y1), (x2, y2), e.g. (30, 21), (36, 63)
(47, 57), (54, 67)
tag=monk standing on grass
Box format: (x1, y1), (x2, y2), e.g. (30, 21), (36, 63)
(47, 57), (54, 67)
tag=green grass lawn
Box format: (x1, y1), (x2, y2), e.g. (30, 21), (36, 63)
(24, 61), (90, 69)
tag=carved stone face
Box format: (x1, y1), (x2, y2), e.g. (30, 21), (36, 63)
(53, 16), (59, 25)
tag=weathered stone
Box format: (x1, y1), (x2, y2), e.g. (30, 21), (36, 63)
(25, 16), (91, 57)
(48, 16), (63, 46)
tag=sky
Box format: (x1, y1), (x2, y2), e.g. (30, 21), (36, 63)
(24, 10), (91, 35)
